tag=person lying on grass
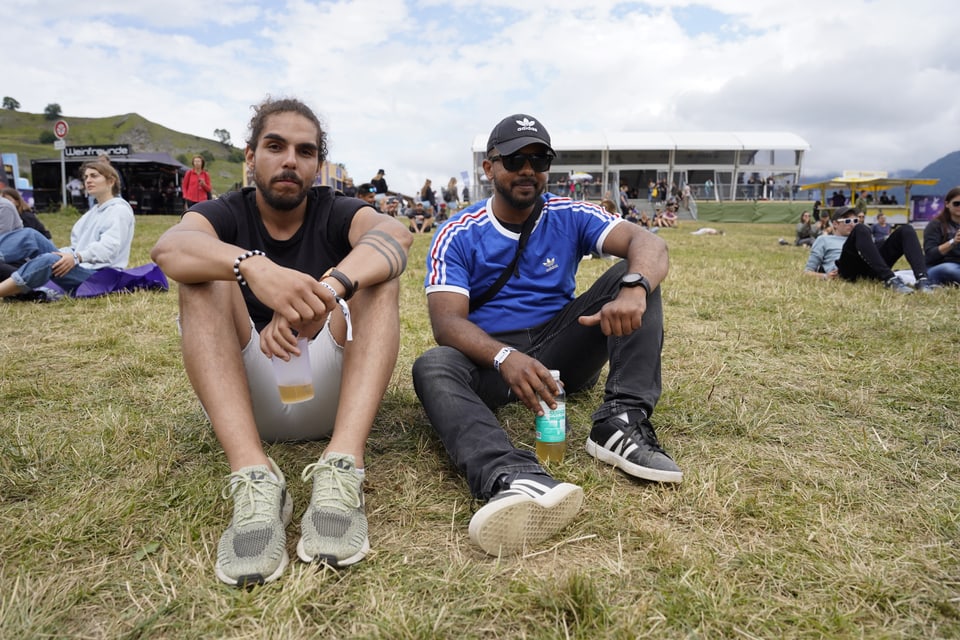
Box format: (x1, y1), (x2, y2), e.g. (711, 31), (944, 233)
(803, 206), (932, 294)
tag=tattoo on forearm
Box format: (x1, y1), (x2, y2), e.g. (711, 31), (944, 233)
(357, 230), (408, 279)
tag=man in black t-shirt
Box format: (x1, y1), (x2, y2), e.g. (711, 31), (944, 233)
(371, 169), (387, 194)
(152, 97), (411, 587)
(371, 169), (388, 208)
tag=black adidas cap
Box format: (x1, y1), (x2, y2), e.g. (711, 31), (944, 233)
(486, 114), (555, 156)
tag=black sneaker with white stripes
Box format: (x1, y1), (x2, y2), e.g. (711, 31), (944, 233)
(586, 415), (682, 483)
(468, 472), (583, 556)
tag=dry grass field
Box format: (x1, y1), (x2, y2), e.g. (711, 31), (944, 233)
(1, 212), (958, 639)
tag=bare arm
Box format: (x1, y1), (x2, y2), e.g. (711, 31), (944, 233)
(428, 291), (558, 416)
(151, 212), (261, 284)
(151, 208), (410, 354)
(256, 207), (410, 353)
(578, 222), (669, 336)
(330, 207), (412, 291)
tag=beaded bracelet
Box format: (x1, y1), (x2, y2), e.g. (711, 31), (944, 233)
(233, 250), (266, 286)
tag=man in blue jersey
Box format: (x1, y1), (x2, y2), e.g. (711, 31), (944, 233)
(804, 206), (933, 293)
(412, 114), (681, 557)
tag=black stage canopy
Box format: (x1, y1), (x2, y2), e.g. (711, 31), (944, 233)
(31, 153), (189, 214)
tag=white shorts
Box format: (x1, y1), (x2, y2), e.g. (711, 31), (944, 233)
(242, 320), (343, 442)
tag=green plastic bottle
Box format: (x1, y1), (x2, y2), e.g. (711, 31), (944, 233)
(535, 370), (566, 463)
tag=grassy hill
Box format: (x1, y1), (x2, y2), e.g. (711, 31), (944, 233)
(0, 109), (245, 195)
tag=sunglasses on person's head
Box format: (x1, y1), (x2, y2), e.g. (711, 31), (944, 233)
(368, 187), (377, 193)
(489, 152), (553, 172)
(835, 217), (857, 224)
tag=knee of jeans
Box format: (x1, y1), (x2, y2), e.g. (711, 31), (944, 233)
(413, 346), (468, 386)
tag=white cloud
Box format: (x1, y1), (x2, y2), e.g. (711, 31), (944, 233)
(7, 0), (958, 194)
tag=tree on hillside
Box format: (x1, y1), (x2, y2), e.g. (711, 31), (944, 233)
(44, 103), (62, 120)
(214, 128), (232, 146)
(2, 97), (19, 110)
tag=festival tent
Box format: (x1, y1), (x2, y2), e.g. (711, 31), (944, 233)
(31, 153), (189, 213)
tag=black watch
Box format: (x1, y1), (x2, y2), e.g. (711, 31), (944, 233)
(619, 272), (652, 295)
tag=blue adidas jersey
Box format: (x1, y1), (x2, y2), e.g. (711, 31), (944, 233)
(425, 192), (622, 334)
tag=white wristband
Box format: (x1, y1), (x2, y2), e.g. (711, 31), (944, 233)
(493, 347), (516, 371)
(317, 281), (353, 342)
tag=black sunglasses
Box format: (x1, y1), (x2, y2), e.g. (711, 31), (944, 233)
(950, 200), (960, 207)
(490, 152), (553, 173)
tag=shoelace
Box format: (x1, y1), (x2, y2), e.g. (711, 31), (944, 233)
(221, 471), (280, 527)
(302, 460), (362, 511)
(628, 420), (667, 455)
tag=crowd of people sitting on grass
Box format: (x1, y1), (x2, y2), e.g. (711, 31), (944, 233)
(795, 190), (960, 291)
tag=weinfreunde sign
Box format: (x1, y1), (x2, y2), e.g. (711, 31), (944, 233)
(64, 145), (132, 158)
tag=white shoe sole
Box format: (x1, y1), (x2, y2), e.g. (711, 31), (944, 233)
(216, 551), (290, 587)
(585, 437), (683, 483)
(296, 535), (370, 567)
(468, 483), (583, 556)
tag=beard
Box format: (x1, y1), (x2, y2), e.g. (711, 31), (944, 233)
(493, 176), (543, 211)
(254, 170), (310, 211)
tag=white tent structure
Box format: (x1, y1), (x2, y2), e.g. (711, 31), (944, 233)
(470, 131), (810, 204)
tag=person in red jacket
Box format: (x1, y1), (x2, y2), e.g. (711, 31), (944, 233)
(182, 155), (212, 209)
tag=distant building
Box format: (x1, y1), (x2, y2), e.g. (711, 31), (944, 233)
(470, 130), (810, 204)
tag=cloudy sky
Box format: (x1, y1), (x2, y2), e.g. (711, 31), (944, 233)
(9, 0), (958, 193)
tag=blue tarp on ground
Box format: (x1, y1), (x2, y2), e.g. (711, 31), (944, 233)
(45, 263), (168, 298)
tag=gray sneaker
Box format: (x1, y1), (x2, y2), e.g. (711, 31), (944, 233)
(884, 276), (914, 294)
(297, 453), (370, 568)
(215, 458), (293, 587)
(914, 277), (936, 293)
(586, 415), (682, 483)
(468, 472), (583, 556)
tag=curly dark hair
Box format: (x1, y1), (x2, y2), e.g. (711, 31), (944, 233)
(245, 96), (327, 166)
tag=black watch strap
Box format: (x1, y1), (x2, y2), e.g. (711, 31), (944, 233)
(620, 272), (652, 295)
(323, 268), (357, 300)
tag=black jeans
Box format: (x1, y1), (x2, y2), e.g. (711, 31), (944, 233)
(837, 224), (927, 282)
(412, 261), (664, 498)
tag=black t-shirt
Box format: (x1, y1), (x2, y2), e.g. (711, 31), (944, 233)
(22, 210), (52, 239)
(194, 186), (365, 331)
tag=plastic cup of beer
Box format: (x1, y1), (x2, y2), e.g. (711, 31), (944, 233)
(272, 337), (315, 404)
